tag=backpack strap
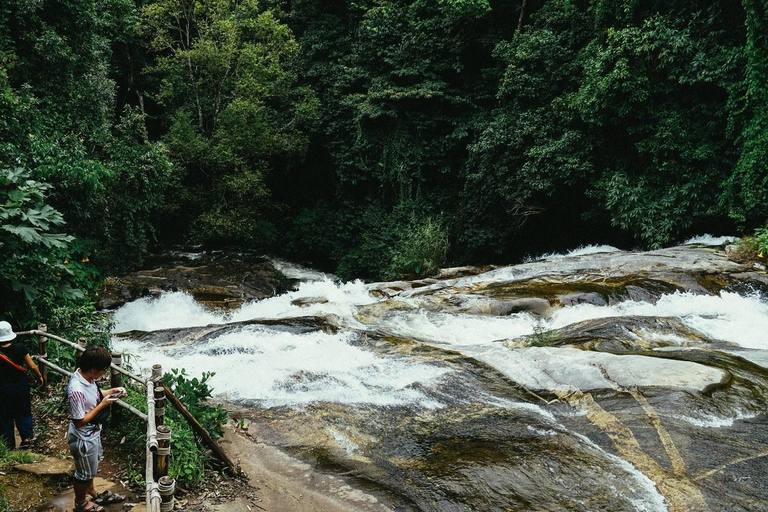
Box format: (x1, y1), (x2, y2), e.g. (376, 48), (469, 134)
(1, 351), (37, 385)
(0, 352), (26, 373)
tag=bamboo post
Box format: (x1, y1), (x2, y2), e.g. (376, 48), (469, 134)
(146, 442), (161, 512)
(76, 337), (87, 368)
(154, 425), (171, 481)
(147, 380), (158, 453)
(154, 386), (166, 426)
(151, 364), (163, 384)
(110, 353), (123, 388)
(37, 324), (47, 388)
(146, 376), (160, 512)
(158, 476), (175, 512)
(111, 353), (123, 425)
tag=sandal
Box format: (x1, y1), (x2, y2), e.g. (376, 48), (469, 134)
(94, 490), (126, 505)
(74, 501), (106, 512)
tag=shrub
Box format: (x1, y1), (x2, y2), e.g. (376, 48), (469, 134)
(40, 304), (114, 382)
(163, 369), (228, 440)
(0, 167), (93, 326)
(387, 216), (449, 279)
(111, 368), (228, 489)
(735, 224), (768, 263)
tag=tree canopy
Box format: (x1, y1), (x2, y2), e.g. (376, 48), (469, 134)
(1, 0), (766, 321)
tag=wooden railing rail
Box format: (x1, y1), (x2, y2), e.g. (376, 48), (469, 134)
(16, 329), (145, 385)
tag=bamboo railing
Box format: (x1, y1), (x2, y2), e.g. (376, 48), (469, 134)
(17, 326), (173, 512)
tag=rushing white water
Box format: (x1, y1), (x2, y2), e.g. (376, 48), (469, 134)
(112, 291), (224, 331)
(113, 279), (376, 332)
(112, 325), (448, 408)
(116, 286), (768, 351)
(683, 234), (738, 246)
(379, 291), (768, 349)
(526, 244), (622, 262)
(270, 258), (336, 282)
(111, 281), (768, 412)
(670, 410), (761, 429)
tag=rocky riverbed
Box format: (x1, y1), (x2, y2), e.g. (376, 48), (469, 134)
(110, 243), (768, 512)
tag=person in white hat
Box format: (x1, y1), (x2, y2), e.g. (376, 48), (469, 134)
(0, 321), (43, 450)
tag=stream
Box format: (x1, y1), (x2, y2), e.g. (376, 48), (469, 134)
(110, 237), (768, 512)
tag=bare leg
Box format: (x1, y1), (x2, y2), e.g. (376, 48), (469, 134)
(74, 479), (91, 508)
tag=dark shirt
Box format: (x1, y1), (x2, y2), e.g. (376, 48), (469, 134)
(0, 342), (29, 384)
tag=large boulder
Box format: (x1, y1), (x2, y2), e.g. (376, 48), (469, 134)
(98, 259), (292, 310)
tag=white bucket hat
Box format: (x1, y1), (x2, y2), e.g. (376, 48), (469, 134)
(0, 321), (17, 342)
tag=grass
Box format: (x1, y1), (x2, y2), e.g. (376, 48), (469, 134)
(0, 440), (44, 468)
(529, 325), (558, 347)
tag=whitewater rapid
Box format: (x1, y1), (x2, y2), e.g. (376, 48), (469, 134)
(108, 239), (768, 512)
(112, 272), (768, 409)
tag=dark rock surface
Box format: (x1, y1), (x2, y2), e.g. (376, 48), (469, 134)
(99, 259), (292, 310)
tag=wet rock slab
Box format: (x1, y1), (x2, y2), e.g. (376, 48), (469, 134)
(497, 346), (729, 392)
(402, 246), (768, 306)
(110, 244), (768, 512)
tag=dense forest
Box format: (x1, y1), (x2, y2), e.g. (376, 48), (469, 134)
(1, 0), (767, 326)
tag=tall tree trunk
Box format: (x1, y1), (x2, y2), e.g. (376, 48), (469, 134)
(517, 0), (527, 32)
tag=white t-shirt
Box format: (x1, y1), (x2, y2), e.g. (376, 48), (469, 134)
(67, 370), (102, 440)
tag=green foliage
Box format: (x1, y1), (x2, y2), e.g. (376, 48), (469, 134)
(111, 368), (228, 489)
(722, 0), (768, 225)
(736, 224), (768, 262)
(753, 225), (768, 257)
(0, 0), (172, 276)
(0, 438), (43, 466)
(142, 0), (319, 248)
(529, 325), (557, 347)
(2, 0), (767, 280)
(165, 414), (206, 488)
(571, 12), (737, 247)
(463, 0), (593, 259)
(466, 1), (742, 253)
(110, 386), (207, 488)
(27, 109), (173, 272)
(158, 369), (228, 487)
(36, 393), (67, 419)
(0, 167), (95, 324)
(286, 0), (506, 272)
(43, 304), (114, 380)
(387, 216), (449, 279)
(163, 369), (228, 440)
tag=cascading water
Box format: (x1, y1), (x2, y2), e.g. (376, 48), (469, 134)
(111, 239), (768, 512)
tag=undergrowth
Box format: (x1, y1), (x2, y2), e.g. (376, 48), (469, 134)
(733, 225), (768, 264)
(108, 368), (228, 489)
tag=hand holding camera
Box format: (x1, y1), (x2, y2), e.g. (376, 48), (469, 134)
(109, 387), (127, 400)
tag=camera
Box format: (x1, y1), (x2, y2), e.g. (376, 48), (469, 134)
(111, 390), (126, 399)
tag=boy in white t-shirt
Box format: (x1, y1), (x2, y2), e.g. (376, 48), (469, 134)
(66, 346), (125, 512)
